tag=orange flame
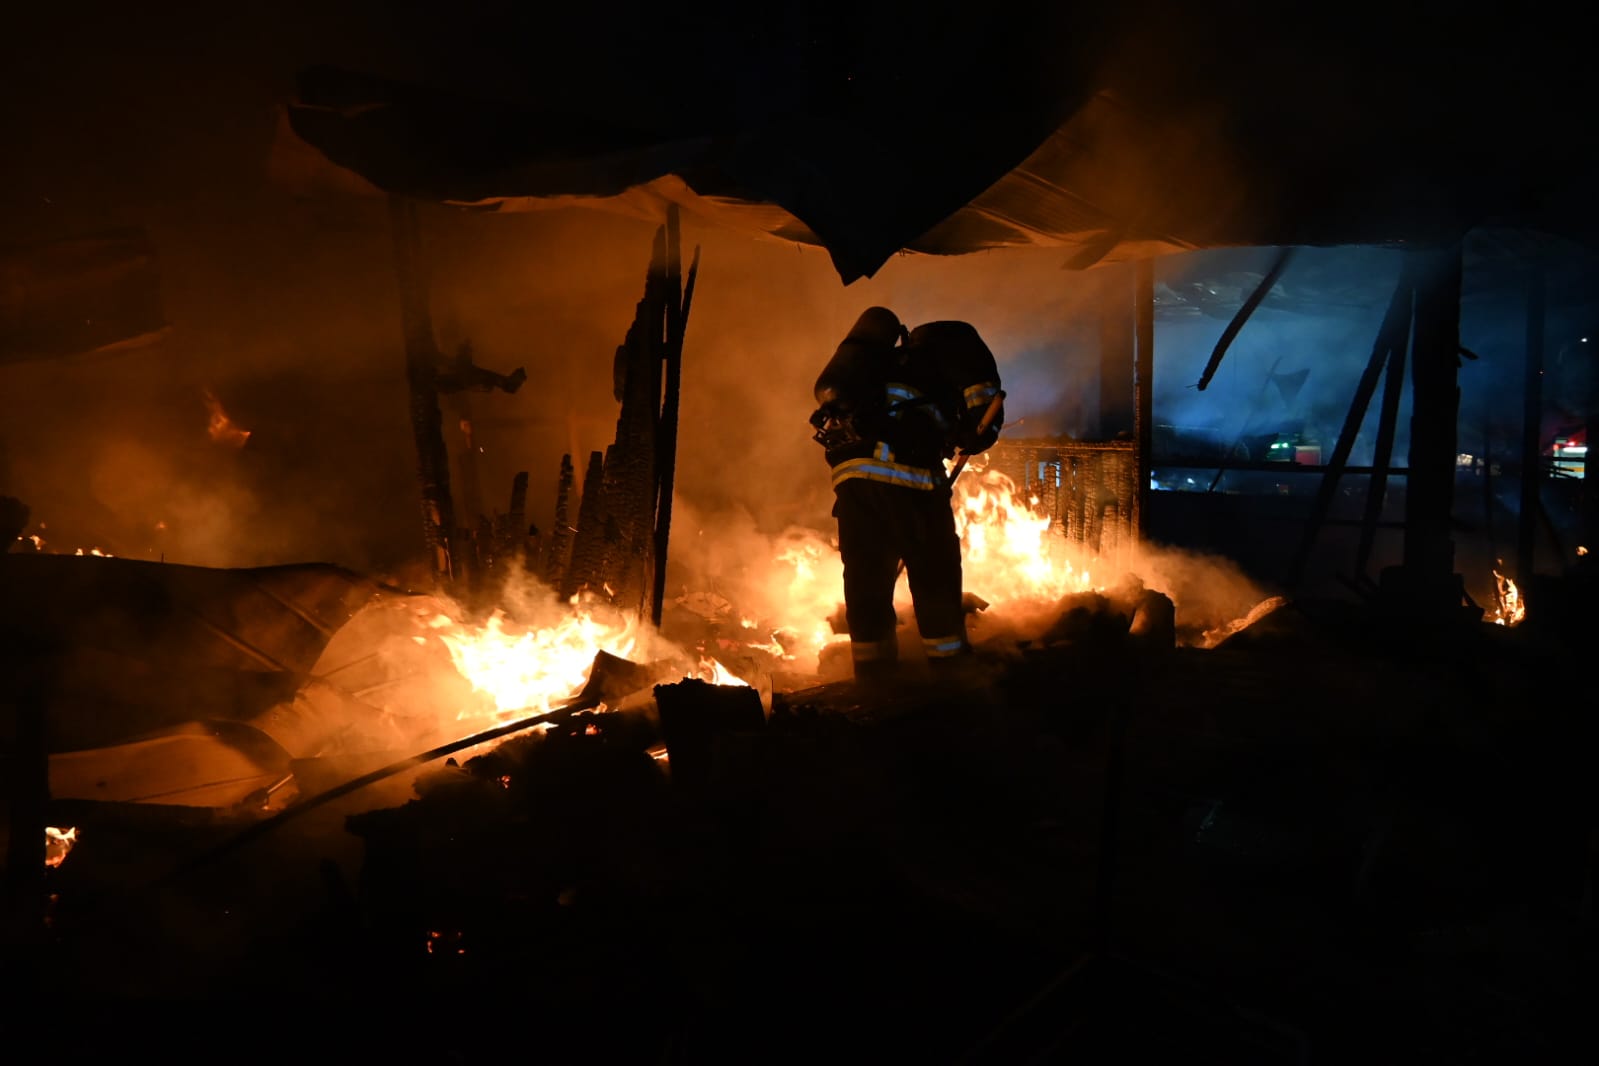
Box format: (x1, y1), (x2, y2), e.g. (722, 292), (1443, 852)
(203, 387), (252, 448)
(731, 532), (849, 674)
(431, 599), (640, 723)
(694, 657), (750, 687)
(1492, 569), (1525, 627)
(952, 468), (1096, 604)
(45, 826), (77, 868)
(428, 592), (751, 732)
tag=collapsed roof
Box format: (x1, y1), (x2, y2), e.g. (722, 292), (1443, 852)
(279, 2), (1599, 284)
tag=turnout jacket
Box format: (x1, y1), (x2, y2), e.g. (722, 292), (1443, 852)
(823, 354), (955, 492)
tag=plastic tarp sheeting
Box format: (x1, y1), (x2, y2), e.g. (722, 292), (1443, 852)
(3, 554), (379, 753)
(275, 4), (1599, 283)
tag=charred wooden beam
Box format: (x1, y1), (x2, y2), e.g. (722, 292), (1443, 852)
(1193, 246), (1296, 392)
(563, 449), (608, 601)
(545, 454), (576, 590)
(453, 407), (485, 572)
(387, 194), (456, 587)
(570, 225), (668, 613)
(495, 470), (531, 575)
(652, 212), (701, 629)
(1354, 268), (1414, 583)
(1291, 268), (1413, 590)
(1096, 262), (1134, 442)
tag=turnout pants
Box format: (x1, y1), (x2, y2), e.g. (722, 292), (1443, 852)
(832, 477), (969, 678)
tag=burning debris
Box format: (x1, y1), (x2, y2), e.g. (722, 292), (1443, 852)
(202, 386), (252, 448)
(1492, 567), (1526, 626)
(44, 825), (78, 868)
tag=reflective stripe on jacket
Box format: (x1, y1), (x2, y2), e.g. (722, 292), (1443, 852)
(963, 380), (1001, 411)
(828, 380), (949, 491)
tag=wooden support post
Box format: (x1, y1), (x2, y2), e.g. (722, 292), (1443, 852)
(387, 194), (456, 588)
(545, 454), (575, 590)
(1132, 259), (1154, 544)
(453, 396), (485, 590)
(1517, 268), (1545, 583)
(563, 450), (607, 601)
(1401, 243), (1465, 603)
(1097, 263), (1135, 442)
(504, 470), (529, 573)
(1354, 269), (1414, 583)
(1292, 270), (1413, 590)
(651, 206), (700, 630)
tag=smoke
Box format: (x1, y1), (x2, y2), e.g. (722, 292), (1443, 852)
(6, 5), (1597, 629)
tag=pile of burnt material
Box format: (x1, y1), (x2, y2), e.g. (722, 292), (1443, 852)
(315, 669), (1092, 1060)
(22, 597), (1598, 1062)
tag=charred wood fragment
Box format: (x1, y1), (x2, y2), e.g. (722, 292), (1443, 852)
(654, 677), (765, 793)
(388, 194), (455, 587)
(652, 211), (700, 628)
(545, 453), (576, 591)
(563, 450), (608, 601)
(434, 340), (526, 395)
(491, 471), (531, 576)
(567, 225), (670, 614)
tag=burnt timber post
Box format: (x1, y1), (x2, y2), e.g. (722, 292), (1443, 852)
(546, 454), (576, 590)
(1388, 242), (1469, 618)
(1293, 269), (1414, 590)
(651, 207), (700, 628)
(1132, 258), (1155, 543)
(563, 450), (608, 601)
(388, 193), (456, 589)
(1354, 275), (1414, 584)
(1097, 262), (1135, 442)
(561, 212), (695, 622)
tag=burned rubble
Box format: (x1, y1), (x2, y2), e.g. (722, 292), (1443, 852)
(5, 550), (1594, 1064)
(5, 24), (1599, 1059)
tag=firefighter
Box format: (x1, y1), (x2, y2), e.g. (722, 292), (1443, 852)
(810, 308), (1004, 685)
